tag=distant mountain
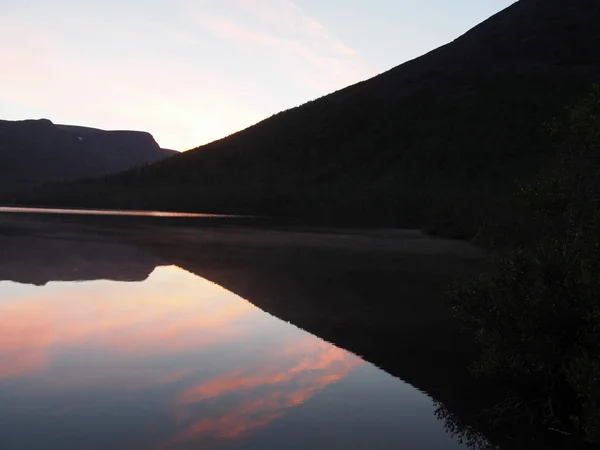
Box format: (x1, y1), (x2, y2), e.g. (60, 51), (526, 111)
(10, 0), (600, 234)
(0, 119), (176, 192)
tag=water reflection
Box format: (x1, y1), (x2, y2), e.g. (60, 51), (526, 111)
(0, 215), (475, 449)
(0, 267), (255, 381)
(0, 206), (235, 218)
(167, 340), (362, 448)
(0, 219), (161, 285)
(0, 266), (466, 450)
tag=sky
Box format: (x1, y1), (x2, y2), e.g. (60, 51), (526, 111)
(0, 0), (516, 151)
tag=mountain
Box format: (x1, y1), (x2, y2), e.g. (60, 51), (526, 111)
(0, 119), (176, 193)
(10, 0), (600, 234)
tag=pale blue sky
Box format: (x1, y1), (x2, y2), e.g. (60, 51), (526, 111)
(0, 0), (515, 150)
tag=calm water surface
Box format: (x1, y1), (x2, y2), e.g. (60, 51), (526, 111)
(0, 264), (467, 450)
(0, 206), (237, 218)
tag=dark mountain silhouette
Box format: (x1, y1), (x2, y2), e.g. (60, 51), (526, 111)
(0, 118), (176, 193)
(10, 0), (600, 234)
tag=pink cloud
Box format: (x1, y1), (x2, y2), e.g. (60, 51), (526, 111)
(189, 0), (373, 92)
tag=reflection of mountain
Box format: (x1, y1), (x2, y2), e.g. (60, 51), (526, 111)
(127, 226), (488, 436)
(0, 216), (484, 412)
(0, 264), (365, 449)
(0, 215), (487, 445)
(0, 216), (162, 285)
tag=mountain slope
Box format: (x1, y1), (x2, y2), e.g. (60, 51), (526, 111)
(0, 119), (176, 192)
(12, 0), (600, 232)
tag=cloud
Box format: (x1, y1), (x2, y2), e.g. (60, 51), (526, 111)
(187, 0), (373, 93)
(238, 0), (358, 56)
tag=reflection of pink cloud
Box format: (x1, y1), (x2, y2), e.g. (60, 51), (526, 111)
(0, 267), (257, 381)
(129, 369), (197, 390)
(1, 264), (365, 449)
(174, 398), (284, 441)
(0, 349), (47, 381)
(164, 338), (363, 447)
(0, 307), (58, 380)
(178, 340), (357, 404)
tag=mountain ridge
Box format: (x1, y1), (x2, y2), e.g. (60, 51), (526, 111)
(9, 0), (600, 234)
(0, 118), (176, 193)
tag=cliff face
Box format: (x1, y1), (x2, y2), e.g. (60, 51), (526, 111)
(0, 119), (176, 193)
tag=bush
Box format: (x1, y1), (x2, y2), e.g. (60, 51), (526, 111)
(448, 85), (600, 443)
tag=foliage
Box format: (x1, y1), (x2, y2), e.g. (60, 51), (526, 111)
(448, 86), (600, 444)
(434, 402), (500, 450)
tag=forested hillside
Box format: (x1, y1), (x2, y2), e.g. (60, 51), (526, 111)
(10, 0), (600, 235)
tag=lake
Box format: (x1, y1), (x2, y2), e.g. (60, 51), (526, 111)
(0, 211), (486, 450)
(0, 206), (237, 218)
